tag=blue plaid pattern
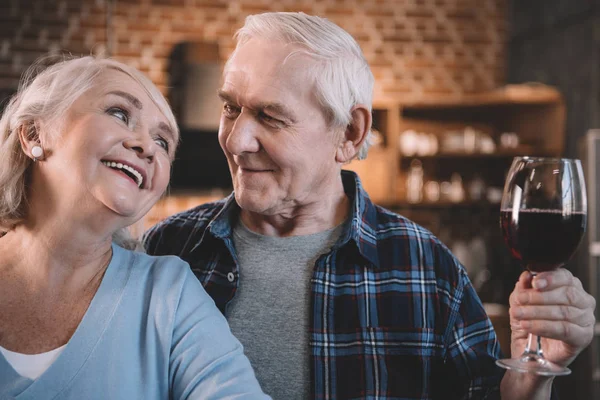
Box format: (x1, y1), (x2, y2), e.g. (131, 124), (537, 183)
(144, 171), (504, 399)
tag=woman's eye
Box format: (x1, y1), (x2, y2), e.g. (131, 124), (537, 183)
(154, 137), (169, 152)
(108, 107), (129, 124)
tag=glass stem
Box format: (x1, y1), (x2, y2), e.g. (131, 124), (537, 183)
(523, 333), (544, 359)
(522, 271), (544, 360)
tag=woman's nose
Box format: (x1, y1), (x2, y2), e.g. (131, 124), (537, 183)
(123, 131), (156, 161)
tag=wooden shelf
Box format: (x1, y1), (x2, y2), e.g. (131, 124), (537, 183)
(398, 146), (540, 160)
(381, 200), (501, 210)
(348, 84), (566, 205)
(399, 84), (562, 109)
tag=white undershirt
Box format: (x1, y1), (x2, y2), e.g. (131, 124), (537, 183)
(0, 344), (66, 380)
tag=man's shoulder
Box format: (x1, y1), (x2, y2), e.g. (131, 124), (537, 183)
(369, 204), (463, 278)
(157, 199), (227, 228)
(143, 199), (228, 254)
(371, 204), (441, 245)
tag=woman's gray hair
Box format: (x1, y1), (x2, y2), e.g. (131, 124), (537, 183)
(0, 55), (178, 250)
(227, 12), (375, 160)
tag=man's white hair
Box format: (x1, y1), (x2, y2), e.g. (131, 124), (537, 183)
(227, 12), (375, 160)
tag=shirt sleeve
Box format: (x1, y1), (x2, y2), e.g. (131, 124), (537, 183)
(444, 269), (504, 399)
(441, 263), (561, 400)
(169, 267), (270, 400)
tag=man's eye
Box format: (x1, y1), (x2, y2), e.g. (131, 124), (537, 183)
(259, 112), (285, 127)
(223, 104), (240, 118)
(107, 107), (129, 124)
(260, 112), (276, 123)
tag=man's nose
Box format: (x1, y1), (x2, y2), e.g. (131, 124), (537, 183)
(225, 110), (261, 155)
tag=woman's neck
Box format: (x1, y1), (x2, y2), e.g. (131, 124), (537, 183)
(0, 219), (113, 291)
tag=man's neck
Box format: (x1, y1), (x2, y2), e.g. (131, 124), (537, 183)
(239, 182), (350, 237)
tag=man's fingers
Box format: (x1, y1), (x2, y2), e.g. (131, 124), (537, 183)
(515, 270), (533, 290)
(516, 320), (593, 348)
(511, 286), (596, 309)
(532, 268), (577, 291)
(510, 305), (596, 327)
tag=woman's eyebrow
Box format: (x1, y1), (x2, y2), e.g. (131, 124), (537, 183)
(158, 122), (176, 141)
(107, 90), (143, 110)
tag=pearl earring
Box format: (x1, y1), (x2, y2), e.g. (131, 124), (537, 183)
(31, 145), (43, 161)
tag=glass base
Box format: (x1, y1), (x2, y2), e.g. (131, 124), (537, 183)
(496, 355), (571, 376)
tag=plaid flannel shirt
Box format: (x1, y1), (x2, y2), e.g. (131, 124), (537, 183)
(144, 171), (504, 399)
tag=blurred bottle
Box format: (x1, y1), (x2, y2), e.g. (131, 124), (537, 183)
(448, 173), (465, 203)
(468, 175), (486, 201)
(406, 159), (424, 203)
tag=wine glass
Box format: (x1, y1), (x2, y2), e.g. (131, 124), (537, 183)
(498, 156), (587, 376)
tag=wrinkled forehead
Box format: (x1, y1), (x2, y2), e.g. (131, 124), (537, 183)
(228, 37), (314, 67)
(222, 39), (318, 104)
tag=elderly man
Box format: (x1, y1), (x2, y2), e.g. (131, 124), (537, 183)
(144, 12), (595, 399)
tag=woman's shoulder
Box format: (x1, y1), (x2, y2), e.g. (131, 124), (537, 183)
(113, 243), (195, 291)
(110, 244), (212, 322)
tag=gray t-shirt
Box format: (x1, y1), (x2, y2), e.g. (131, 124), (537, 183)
(227, 220), (344, 399)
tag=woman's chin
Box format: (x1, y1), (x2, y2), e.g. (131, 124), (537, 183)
(101, 197), (143, 221)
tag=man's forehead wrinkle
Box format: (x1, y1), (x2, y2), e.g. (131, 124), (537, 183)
(221, 42), (316, 121)
(221, 71), (250, 103)
(232, 42), (310, 77)
(224, 74), (290, 107)
(282, 48), (317, 67)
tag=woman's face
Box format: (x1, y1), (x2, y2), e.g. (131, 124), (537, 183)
(35, 69), (177, 229)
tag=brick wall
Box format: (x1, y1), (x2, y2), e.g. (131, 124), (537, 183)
(0, 0), (507, 103)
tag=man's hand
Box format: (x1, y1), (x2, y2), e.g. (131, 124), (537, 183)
(500, 269), (596, 399)
(509, 269), (595, 367)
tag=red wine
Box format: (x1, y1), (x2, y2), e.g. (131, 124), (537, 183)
(500, 209), (586, 272)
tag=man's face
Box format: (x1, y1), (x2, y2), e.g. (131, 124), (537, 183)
(218, 38), (342, 216)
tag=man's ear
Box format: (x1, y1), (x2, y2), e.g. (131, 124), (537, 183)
(335, 105), (372, 164)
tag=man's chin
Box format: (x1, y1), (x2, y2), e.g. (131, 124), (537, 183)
(234, 192), (276, 215)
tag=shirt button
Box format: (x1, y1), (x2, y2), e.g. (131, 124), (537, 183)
(227, 272), (235, 282)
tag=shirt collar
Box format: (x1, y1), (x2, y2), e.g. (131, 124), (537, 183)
(337, 170), (380, 267)
(207, 170), (380, 267)
(207, 193), (239, 240)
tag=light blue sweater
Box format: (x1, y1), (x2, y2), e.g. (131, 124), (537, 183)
(0, 244), (268, 400)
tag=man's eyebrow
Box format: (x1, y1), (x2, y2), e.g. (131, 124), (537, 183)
(256, 102), (297, 122)
(217, 89), (235, 104)
(217, 89), (297, 123)
(107, 90), (143, 110)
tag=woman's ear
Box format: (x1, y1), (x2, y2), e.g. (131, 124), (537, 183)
(335, 105), (372, 164)
(17, 122), (44, 161)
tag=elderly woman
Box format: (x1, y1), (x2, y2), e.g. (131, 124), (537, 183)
(0, 56), (267, 399)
